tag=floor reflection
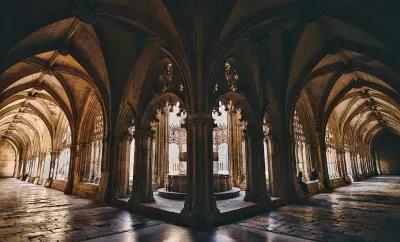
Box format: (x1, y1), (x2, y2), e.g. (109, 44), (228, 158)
(0, 176), (399, 241)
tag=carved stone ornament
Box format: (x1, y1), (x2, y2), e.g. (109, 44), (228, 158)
(225, 63), (239, 92)
(159, 63), (173, 92)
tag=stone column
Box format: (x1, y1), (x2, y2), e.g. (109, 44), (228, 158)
(129, 129), (155, 203)
(65, 145), (78, 194)
(373, 151), (380, 175)
(83, 143), (93, 182)
(265, 135), (277, 196)
(301, 143), (310, 181)
(227, 108), (243, 187)
(267, 134), (282, 196)
(96, 140), (103, 183)
(294, 143), (299, 173)
(33, 157), (37, 177)
(77, 144), (86, 182)
(154, 106), (169, 187)
(317, 133), (332, 190)
(14, 154), (23, 178)
(13, 159), (18, 178)
(21, 159), (26, 180)
(338, 150), (347, 181)
(45, 151), (60, 188)
(35, 153), (45, 180)
(352, 153), (359, 179)
(115, 133), (131, 197)
(243, 124), (271, 203)
(181, 114), (219, 228)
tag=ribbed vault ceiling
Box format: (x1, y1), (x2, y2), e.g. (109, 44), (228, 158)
(302, 48), (400, 147)
(0, 0), (399, 157)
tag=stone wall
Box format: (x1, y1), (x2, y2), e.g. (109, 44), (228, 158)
(74, 183), (99, 200)
(0, 141), (16, 177)
(374, 131), (400, 175)
(51, 179), (67, 192)
(330, 178), (346, 188)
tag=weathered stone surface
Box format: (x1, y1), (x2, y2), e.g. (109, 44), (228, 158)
(236, 176), (400, 242)
(0, 176), (399, 241)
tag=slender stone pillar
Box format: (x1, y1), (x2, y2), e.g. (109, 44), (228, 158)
(338, 150), (347, 182)
(35, 153), (45, 181)
(65, 145), (78, 194)
(243, 124), (271, 203)
(181, 114), (219, 227)
(14, 154), (22, 178)
(154, 107), (169, 187)
(372, 151), (380, 175)
(227, 108), (243, 187)
(129, 130), (155, 203)
(301, 143), (310, 181)
(44, 151), (60, 188)
(115, 133), (131, 197)
(265, 134), (279, 196)
(20, 158), (26, 180)
(77, 144), (86, 182)
(316, 133), (332, 191)
(351, 153), (359, 179)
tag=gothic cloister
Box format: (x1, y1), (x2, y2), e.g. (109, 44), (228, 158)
(0, 0), (400, 241)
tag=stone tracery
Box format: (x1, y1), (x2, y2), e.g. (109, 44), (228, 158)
(293, 109), (311, 181)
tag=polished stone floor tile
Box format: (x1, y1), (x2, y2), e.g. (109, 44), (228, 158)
(0, 176), (399, 242)
(237, 176), (400, 242)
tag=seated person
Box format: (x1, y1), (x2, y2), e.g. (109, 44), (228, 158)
(297, 171), (309, 195)
(309, 168), (318, 181)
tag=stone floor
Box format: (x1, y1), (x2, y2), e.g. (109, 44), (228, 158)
(118, 191), (281, 214)
(0, 176), (399, 242)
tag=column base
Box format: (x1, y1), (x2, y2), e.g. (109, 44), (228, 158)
(44, 178), (52, 188)
(128, 193), (155, 204)
(244, 194), (272, 203)
(33, 177), (40, 185)
(189, 207), (214, 229)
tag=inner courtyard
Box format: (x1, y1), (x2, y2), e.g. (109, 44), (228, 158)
(1, 0), (400, 241)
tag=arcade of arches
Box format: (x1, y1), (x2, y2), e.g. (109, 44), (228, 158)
(1, 0), (400, 230)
